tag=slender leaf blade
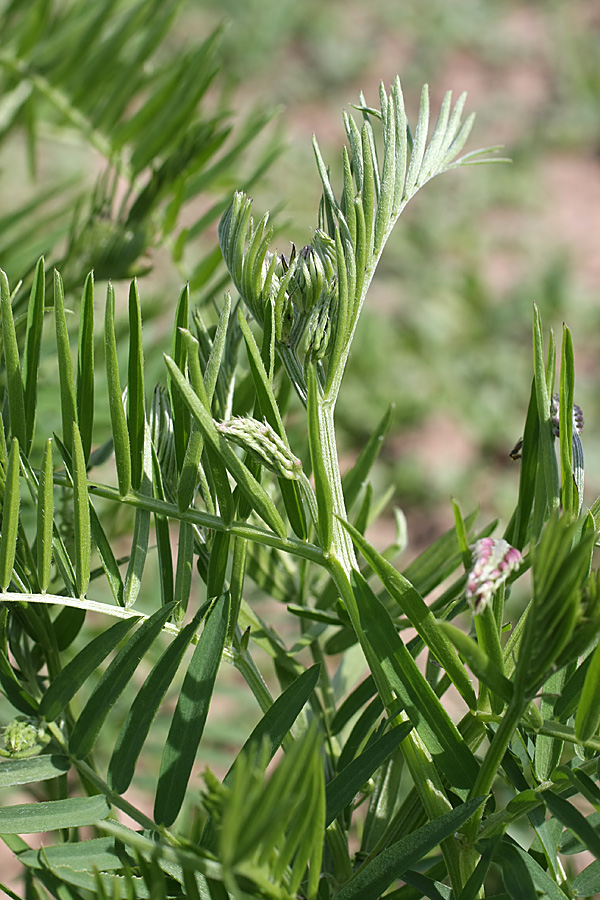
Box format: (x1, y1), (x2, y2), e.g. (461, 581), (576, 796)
(68, 604), (176, 757)
(154, 593), (229, 826)
(326, 722), (412, 826)
(0, 269), (26, 447)
(0, 755), (69, 787)
(127, 278), (145, 490)
(37, 438), (54, 593)
(76, 271), (95, 461)
(22, 256), (45, 452)
(0, 796), (110, 833)
(108, 610), (204, 794)
(333, 797), (485, 900)
(72, 423), (91, 597)
(105, 282), (131, 496)
(53, 269), (77, 456)
(40, 615), (139, 722)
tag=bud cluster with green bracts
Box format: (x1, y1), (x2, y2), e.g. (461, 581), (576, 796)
(2, 75), (600, 900)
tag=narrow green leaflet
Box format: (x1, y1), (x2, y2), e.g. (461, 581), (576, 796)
(351, 570), (478, 790)
(307, 365), (333, 552)
(174, 518), (195, 619)
(123, 424), (152, 609)
(326, 722), (412, 825)
(532, 305), (560, 512)
(0, 437), (21, 591)
(333, 797), (485, 900)
(0, 796), (110, 833)
(439, 623), (514, 706)
(330, 676), (377, 735)
(165, 355), (286, 538)
(105, 282), (131, 497)
(68, 604), (176, 757)
(0, 647), (39, 714)
(76, 271), (95, 461)
(53, 269), (77, 457)
(495, 842), (538, 900)
(40, 615), (139, 721)
(127, 278), (145, 491)
(575, 637), (600, 742)
(228, 664), (320, 782)
(89, 502), (125, 606)
(342, 519), (477, 710)
(0, 755), (69, 787)
(18, 837), (131, 872)
(72, 423), (91, 597)
(37, 439), (54, 593)
(169, 283), (191, 471)
(108, 609), (204, 794)
(542, 790), (600, 858)
(154, 593), (229, 826)
(22, 256), (45, 452)
(495, 841), (567, 900)
(0, 269), (26, 447)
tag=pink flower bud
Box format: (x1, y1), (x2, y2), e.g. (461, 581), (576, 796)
(466, 537), (522, 614)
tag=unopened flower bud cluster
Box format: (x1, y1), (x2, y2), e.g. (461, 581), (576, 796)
(466, 537), (522, 614)
(217, 417), (303, 480)
(550, 393), (584, 438)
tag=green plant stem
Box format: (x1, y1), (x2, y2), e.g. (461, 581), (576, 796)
(464, 694), (529, 844)
(328, 557), (466, 894)
(325, 819), (354, 884)
(316, 400), (355, 571)
(232, 634), (274, 716)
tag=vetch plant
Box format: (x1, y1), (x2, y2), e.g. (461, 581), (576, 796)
(1, 76), (600, 900)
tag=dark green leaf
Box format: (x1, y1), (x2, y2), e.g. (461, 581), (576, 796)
(76, 271), (95, 461)
(108, 610), (203, 794)
(307, 365), (332, 553)
(542, 790), (600, 857)
(69, 603), (175, 759)
(72, 423), (90, 597)
(154, 593), (229, 826)
(36, 438), (54, 593)
(575, 638), (600, 742)
(104, 282), (131, 496)
(165, 355), (286, 538)
(326, 722), (412, 825)
(351, 570), (478, 790)
(41, 614), (139, 722)
(127, 278), (145, 491)
(342, 519), (477, 710)
(0, 795), (110, 833)
(0, 437), (21, 591)
(0, 648), (39, 714)
(0, 755), (69, 787)
(333, 797), (485, 900)
(22, 256), (45, 453)
(18, 837), (131, 871)
(0, 269), (26, 447)
(53, 269), (77, 456)
(572, 860), (600, 897)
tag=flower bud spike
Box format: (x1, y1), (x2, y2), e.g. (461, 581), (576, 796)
(217, 417), (303, 481)
(466, 537), (522, 614)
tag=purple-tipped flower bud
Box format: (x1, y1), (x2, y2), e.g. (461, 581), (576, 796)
(466, 537), (522, 614)
(550, 393), (584, 438)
